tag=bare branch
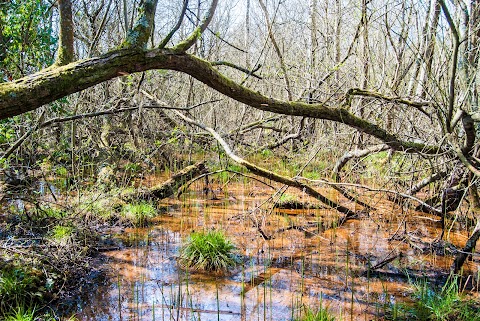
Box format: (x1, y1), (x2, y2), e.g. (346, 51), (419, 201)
(333, 144), (390, 182)
(168, 107), (359, 217)
(345, 88), (431, 117)
(158, 0), (188, 49)
(172, 0), (218, 52)
(1, 111), (45, 160)
(439, 0), (460, 132)
(211, 61), (262, 79)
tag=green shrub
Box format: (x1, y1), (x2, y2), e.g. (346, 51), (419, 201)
(178, 230), (239, 272)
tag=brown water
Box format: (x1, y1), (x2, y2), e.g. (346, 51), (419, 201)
(75, 179), (480, 321)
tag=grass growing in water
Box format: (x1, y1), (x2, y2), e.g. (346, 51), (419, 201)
(121, 202), (156, 226)
(178, 230), (239, 272)
(296, 305), (336, 321)
(387, 276), (480, 320)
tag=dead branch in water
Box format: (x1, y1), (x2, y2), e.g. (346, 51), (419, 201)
(123, 161), (207, 201)
(171, 109), (361, 218)
(451, 220), (480, 274)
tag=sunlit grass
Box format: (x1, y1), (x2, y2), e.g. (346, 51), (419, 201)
(4, 306), (36, 321)
(295, 305), (336, 321)
(178, 230), (239, 272)
(121, 202), (156, 227)
(387, 276), (480, 321)
(50, 225), (74, 241)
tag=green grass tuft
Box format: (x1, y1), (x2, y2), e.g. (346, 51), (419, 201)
(50, 225), (74, 241)
(387, 276), (480, 321)
(178, 230), (239, 272)
(296, 305), (336, 321)
(4, 306), (36, 321)
(121, 202), (156, 227)
(0, 265), (44, 312)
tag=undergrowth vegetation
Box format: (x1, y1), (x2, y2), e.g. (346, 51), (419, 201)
(387, 276), (480, 321)
(296, 305), (336, 321)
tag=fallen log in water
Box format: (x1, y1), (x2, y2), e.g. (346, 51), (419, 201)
(123, 161), (207, 201)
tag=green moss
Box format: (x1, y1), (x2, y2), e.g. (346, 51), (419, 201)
(40, 206), (66, 219)
(50, 225), (74, 241)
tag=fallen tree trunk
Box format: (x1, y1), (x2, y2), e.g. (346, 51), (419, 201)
(123, 161), (207, 200)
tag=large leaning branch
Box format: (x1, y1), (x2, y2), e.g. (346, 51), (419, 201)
(169, 108), (359, 218)
(0, 49), (441, 154)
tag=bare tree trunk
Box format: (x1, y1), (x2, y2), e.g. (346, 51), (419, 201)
(357, 0), (369, 148)
(308, 0), (318, 103)
(335, 0), (341, 83)
(407, 0), (433, 96)
(245, 0), (251, 68)
(415, 0), (441, 99)
(258, 0), (293, 101)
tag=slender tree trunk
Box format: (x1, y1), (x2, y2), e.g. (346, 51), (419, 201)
(245, 0), (251, 68)
(407, 0), (433, 96)
(308, 0), (318, 103)
(56, 0), (75, 66)
(415, 0), (440, 99)
(357, 0), (369, 148)
(335, 0), (341, 83)
(258, 0), (293, 101)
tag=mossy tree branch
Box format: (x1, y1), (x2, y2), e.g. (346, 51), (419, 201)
(0, 48), (442, 154)
(120, 0), (158, 49)
(172, 0), (218, 52)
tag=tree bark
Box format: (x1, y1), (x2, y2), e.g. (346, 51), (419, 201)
(0, 49), (441, 154)
(56, 0), (75, 65)
(124, 161), (207, 200)
(120, 0), (158, 49)
(451, 220), (480, 274)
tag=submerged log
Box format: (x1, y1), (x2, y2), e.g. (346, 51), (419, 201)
(124, 161), (207, 200)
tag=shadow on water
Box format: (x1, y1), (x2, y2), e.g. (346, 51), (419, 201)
(74, 180), (480, 321)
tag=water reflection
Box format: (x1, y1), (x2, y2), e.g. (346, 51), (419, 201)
(75, 182), (480, 320)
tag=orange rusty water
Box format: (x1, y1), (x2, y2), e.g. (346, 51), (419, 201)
(75, 178), (480, 321)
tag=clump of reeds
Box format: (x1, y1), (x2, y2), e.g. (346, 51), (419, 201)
(178, 230), (239, 272)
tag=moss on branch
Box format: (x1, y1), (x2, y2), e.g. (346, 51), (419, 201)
(0, 48), (440, 154)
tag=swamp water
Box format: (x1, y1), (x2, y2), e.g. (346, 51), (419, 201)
(72, 179), (479, 321)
